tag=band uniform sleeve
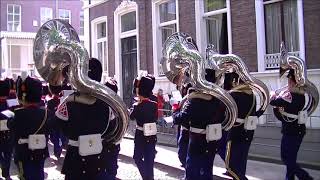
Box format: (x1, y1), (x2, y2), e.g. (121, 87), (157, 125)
(172, 100), (192, 125)
(270, 92), (292, 107)
(129, 102), (138, 120)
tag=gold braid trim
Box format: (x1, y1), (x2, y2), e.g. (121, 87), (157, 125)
(225, 141), (240, 180)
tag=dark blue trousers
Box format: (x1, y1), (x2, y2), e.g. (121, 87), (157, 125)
(186, 153), (215, 180)
(133, 132), (156, 180)
(50, 130), (67, 158)
(19, 159), (45, 180)
(281, 134), (313, 180)
(0, 146), (12, 178)
(177, 129), (189, 168)
(226, 127), (254, 180)
(185, 134), (217, 180)
(105, 144), (120, 179)
(217, 130), (228, 161)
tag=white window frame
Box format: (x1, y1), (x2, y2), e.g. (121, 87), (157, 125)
(7, 4), (21, 32)
(195, 0), (232, 57)
(152, 0), (179, 77)
(91, 16), (108, 75)
(80, 11), (84, 35)
(58, 9), (71, 24)
(40, 7), (53, 25)
(114, 0), (139, 97)
(255, 0), (305, 72)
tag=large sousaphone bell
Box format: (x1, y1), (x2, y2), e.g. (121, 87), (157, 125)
(206, 45), (270, 116)
(161, 32), (237, 130)
(279, 42), (319, 116)
(33, 19), (129, 143)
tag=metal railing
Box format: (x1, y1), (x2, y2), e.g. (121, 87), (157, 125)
(265, 51), (300, 70)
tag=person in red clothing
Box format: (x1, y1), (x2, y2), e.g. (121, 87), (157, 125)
(156, 89), (167, 127)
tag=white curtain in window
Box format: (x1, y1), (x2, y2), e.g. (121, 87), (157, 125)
(265, 0), (299, 54)
(283, 0), (299, 52)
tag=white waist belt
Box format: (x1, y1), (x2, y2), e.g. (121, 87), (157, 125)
(181, 125), (188, 131)
(280, 111), (298, 119)
(136, 125), (143, 131)
(189, 127), (206, 134)
(69, 139), (120, 146)
(18, 138), (28, 144)
(68, 139), (79, 147)
(236, 116), (257, 124)
(236, 118), (245, 123)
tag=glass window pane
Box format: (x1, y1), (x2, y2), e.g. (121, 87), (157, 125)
(14, 15), (19, 21)
(205, 13), (228, 54)
(264, 1), (299, 54)
(8, 5), (13, 13)
(264, 2), (281, 54)
(159, 0), (176, 23)
(97, 22), (106, 38)
(283, 0), (299, 52)
(103, 41), (107, 71)
(204, 0), (226, 12)
(14, 5), (20, 14)
(121, 11), (136, 32)
(98, 42), (103, 62)
(14, 22), (20, 31)
(7, 23), (13, 31)
(8, 14), (13, 21)
(160, 24), (176, 45)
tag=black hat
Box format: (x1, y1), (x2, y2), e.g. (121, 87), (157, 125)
(287, 69), (296, 83)
(105, 78), (118, 93)
(88, 58), (102, 82)
(224, 72), (239, 90)
(134, 74), (155, 98)
(205, 69), (216, 83)
(0, 80), (10, 97)
(16, 76), (42, 103)
(49, 84), (62, 95)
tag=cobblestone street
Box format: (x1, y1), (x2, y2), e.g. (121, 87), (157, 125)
(1, 139), (320, 180)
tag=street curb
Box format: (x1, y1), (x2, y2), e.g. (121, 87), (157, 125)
(123, 137), (320, 171)
(248, 154), (320, 171)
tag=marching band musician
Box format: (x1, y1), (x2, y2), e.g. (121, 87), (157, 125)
(130, 74), (158, 180)
(8, 76), (51, 180)
(223, 72), (257, 180)
(104, 78), (121, 179)
(55, 58), (114, 179)
(172, 71), (224, 180)
(270, 70), (313, 180)
(0, 79), (13, 180)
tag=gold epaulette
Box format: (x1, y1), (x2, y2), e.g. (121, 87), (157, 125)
(291, 87), (305, 95)
(187, 92), (213, 101)
(229, 84), (253, 94)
